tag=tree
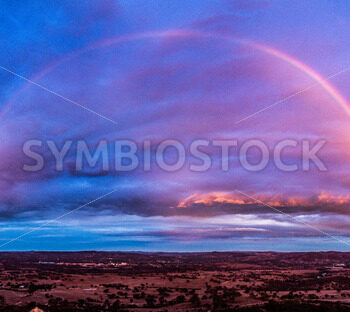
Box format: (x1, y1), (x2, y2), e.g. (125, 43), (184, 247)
(145, 294), (156, 307)
(190, 293), (200, 307)
(111, 299), (121, 311)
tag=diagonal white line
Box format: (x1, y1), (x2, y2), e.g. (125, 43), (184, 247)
(235, 65), (350, 125)
(235, 189), (350, 247)
(0, 188), (118, 249)
(0, 65), (118, 125)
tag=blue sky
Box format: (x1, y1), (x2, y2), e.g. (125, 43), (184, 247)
(1, 0), (350, 251)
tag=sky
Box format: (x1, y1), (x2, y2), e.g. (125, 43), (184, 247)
(1, 0), (350, 251)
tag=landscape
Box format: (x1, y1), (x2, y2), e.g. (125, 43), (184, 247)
(3, 1), (350, 311)
(0, 252), (350, 311)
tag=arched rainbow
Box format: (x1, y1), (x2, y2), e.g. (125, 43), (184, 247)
(246, 40), (350, 116)
(2, 29), (348, 119)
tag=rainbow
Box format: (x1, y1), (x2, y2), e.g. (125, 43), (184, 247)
(2, 29), (348, 119)
(246, 40), (350, 116)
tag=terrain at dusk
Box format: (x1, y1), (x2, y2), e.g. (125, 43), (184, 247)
(1, 252), (350, 311)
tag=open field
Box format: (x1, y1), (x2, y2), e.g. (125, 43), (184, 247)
(1, 252), (350, 311)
